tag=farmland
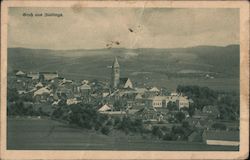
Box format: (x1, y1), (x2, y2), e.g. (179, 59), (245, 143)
(7, 118), (239, 151)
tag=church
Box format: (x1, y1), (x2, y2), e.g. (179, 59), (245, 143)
(111, 57), (133, 90)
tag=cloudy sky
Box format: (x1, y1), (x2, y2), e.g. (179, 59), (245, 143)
(8, 7), (239, 50)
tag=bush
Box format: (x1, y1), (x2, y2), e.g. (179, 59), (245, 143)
(106, 119), (113, 126)
(152, 126), (163, 139)
(175, 112), (186, 122)
(101, 126), (111, 135)
(114, 117), (121, 126)
(212, 123), (227, 130)
(163, 133), (173, 141)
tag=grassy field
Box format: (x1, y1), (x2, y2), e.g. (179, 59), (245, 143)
(7, 118), (239, 151)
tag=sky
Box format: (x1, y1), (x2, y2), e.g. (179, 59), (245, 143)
(8, 7), (239, 50)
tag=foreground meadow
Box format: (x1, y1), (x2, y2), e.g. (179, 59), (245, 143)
(7, 118), (239, 151)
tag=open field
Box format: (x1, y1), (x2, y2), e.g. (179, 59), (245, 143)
(7, 118), (239, 151)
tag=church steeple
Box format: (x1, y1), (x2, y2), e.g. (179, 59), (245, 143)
(113, 57), (119, 68)
(111, 57), (120, 89)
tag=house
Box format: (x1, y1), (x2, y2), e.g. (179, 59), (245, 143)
(145, 87), (160, 97)
(34, 87), (51, 96)
(35, 82), (43, 88)
(170, 92), (179, 96)
(147, 96), (165, 108)
(135, 93), (143, 100)
(119, 78), (133, 89)
(27, 72), (39, 80)
(165, 95), (179, 104)
(61, 78), (73, 85)
(80, 84), (91, 90)
(18, 90), (27, 95)
(202, 130), (239, 146)
(98, 104), (111, 112)
(149, 87), (160, 92)
(102, 92), (110, 98)
(39, 72), (59, 81)
(81, 80), (89, 84)
(80, 84), (91, 102)
(33, 87), (51, 102)
(71, 82), (81, 95)
(66, 98), (79, 105)
(176, 96), (189, 109)
(56, 87), (73, 100)
(135, 88), (148, 94)
(16, 70), (26, 77)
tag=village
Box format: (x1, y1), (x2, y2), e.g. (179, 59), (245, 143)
(7, 57), (239, 147)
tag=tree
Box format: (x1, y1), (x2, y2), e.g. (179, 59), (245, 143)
(212, 123), (227, 130)
(188, 104), (195, 117)
(113, 99), (126, 111)
(167, 101), (178, 111)
(175, 112), (186, 122)
(152, 126), (163, 139)
(182, 121), (190, 129)
(101, 126), (111, 135)
(7, 88), (19, 102)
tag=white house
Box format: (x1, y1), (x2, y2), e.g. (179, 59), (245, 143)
(202, 130), (239, 146)
(176, 96), (190, 109)
(33, 87), (51, 102)
(66, 98), (79, 105)
(147, 96), (166, 108)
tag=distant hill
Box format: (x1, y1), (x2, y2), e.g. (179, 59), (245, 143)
(8, 45), (239, 82)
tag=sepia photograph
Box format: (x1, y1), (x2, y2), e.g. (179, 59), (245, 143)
(1, 0), (249, 159)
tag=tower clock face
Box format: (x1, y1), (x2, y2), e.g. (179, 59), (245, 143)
(115, 69), (119, 73)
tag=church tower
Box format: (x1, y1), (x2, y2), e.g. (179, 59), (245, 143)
(111, 57), (120, 89)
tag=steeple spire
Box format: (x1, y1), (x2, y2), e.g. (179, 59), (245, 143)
(111, 57), (120, 89)
(113, 57), (119, 68)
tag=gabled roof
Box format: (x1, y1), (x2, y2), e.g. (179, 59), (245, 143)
(35, 82), (43, 88)
(119, 78), (133, 89)
(80, 84), (91, 90)
(119, 78), (129, 85)
(34, 87), (51, 96)
(98, 104), (111, 112)
(149, 87), (160, 92)
(135, 93), (143, 99)
(135, 88), (148, 93)
(16, 70), (25, 75)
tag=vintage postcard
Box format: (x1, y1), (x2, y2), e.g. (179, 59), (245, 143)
(1, 0), (249, 159)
